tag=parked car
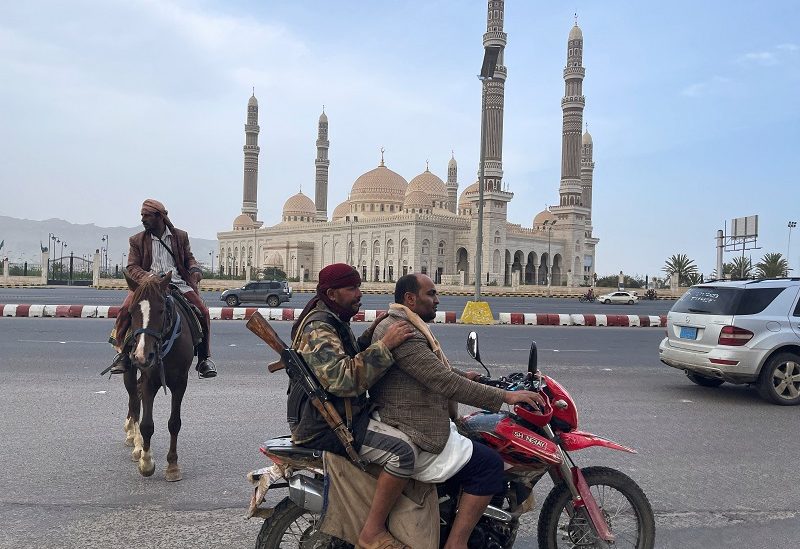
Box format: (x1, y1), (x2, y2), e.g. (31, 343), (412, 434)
(597, 291), (639, 304)
(659, 279), (800, 405)
(220, 280), (292, 307)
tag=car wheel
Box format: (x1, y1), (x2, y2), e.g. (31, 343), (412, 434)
(225, 295), (239, 307)
(604, 299), (611, 304)
(686, 372), (725, 388)
(628, 299), (634, 304)
(758, 352), (800, 405)
(267, 295), (280, 308)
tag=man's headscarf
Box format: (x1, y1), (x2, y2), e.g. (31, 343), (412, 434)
(292, 264), (362, 340)
(141, 199), (176, 232)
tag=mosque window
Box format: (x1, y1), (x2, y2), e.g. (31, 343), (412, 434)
(401, 239), (409, 256)
(360, 241), (367, 259)
(381, 204), (385, 212)
(387, 240), (394, 254)
(494, 231), (501, 244)
(422, 239), (430, 255)
(373, 240), (381, 256)
(438, 241), (446, 256)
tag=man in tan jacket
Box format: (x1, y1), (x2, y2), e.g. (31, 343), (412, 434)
(371, 273), (543, 549)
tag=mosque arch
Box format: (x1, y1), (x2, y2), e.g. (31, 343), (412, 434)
(526, 251), (538, 284)
(552, 254), (563, 285)
(539, 252), (550, 285)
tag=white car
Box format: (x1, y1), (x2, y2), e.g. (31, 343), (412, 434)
(597, 291), (638, 304)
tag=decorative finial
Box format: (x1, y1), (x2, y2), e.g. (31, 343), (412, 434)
(574, 12), (578, 25)
(585, 122), (588, 132)
(299, 184), (302, 193)
(322, 104), (325, 113)
(380, 147), (385, 167)
(451, 150), (455, 159)
(426, 159), (430, 172)
(252, 86), (255, 96)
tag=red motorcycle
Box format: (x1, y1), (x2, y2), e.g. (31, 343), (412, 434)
(246, 332), (655, 548)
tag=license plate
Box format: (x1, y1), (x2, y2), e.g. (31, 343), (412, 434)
(679, 326), (697, 340)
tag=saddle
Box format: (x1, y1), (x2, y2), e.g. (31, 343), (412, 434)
(120, 287), (204, 352)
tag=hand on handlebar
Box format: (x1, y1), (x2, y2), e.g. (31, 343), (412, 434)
(503, 390), (546, 412)
(464, 371), (483, 381)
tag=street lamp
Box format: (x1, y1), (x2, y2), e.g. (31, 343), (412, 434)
(474, 44), (501, 302)
(101, 235), (109, 275)
(545, 219), (557, 289)
(788, 221), (796, 275)
(209, 251), (214, 276)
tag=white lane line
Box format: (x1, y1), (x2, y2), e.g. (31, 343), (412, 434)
(511, 348), (598, 352)
(94, 391), (107, 394)
(17, 340), (106, 344)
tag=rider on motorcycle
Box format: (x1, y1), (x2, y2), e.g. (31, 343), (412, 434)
(289, 263), (417, 549)
(371, 274), (544, 549)
(586, 287), (595, 300)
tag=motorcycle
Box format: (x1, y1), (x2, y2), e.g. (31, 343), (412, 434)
(643, 289), (657, 300)
(578, 291), (596, 303)
(245, 332), (655, 548)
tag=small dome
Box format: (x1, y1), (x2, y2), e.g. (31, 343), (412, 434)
(282, 191), (316, 216)
(233, 213), (256, 229)
(582, 130), (593, 145)
(407, 169), (447, 201)
(404, 190), (432, 210)
(569, 24), (582, 41)
(332, 200), (351, 221)
(319, 110), (328, 123)
(448, 155), (457, 169)
(350, 165), (408, 203)
(458, 182), (479, 209)
(533, 209), (557, 228)
(248, 94), (258, 106)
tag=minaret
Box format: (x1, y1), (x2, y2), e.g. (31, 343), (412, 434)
(315, 107), (330, 221)
(558, 23), (586, 206)
(481, 0), (507, 192)
(241, 93), (260, 221)
(446, 152), (458, 213)
(581, 125), (594, 214)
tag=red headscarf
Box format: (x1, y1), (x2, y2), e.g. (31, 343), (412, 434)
(292, 264), (362, 339)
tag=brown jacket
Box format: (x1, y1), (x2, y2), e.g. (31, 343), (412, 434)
(370, 307), (505, 453)
(126, 228), (201, 292)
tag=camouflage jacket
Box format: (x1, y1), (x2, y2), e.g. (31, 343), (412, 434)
(288, 301), (394, 451)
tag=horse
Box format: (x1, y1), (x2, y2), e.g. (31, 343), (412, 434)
(121, 271), (196, 481)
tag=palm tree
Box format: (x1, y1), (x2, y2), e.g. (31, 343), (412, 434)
(755, 253), (788, 279)
(663, 254), (698, 286)
(729, 256), (753, 280)
(686, 272), (704, 286)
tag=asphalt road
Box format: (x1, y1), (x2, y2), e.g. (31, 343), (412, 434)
(1, 318), (798, 548)
(0, 287), (676, 316)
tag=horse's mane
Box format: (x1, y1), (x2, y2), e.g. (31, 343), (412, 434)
(131, 276), (166, 304)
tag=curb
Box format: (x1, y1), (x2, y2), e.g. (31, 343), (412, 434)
(1, 303), (667, 327)
(497, 312), (667, 327)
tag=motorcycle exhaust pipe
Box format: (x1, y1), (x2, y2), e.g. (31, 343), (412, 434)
(288, 475), (324, 513)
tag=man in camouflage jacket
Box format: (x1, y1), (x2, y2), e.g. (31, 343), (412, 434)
(289, 263), (415, 549)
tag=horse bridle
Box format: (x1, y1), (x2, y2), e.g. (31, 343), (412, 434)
(131, 293), (178, 394)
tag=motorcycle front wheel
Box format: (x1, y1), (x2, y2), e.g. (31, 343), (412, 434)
(537, 466), (655, 549)
(255, 496), (353, 549)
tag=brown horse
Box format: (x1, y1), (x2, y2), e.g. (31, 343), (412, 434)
(121, 271), (195, 481)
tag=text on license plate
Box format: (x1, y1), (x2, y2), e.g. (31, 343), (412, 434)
(680, 326), (697, 340)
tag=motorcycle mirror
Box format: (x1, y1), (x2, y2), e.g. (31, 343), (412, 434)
(466, 331), (491, 377)
(528, 341), (538, 376)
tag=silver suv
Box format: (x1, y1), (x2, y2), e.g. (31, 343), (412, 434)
(220, 280), (292, 308)
(659, 279), (800, 405)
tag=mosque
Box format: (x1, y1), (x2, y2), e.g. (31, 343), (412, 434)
(217, 1), (598, 287)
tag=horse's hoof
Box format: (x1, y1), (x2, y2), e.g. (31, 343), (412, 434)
(138, 461), (156, 477)
(165, 466), (183, 482)
(131, 448), (141, 461)
(125, 435), (135, 447)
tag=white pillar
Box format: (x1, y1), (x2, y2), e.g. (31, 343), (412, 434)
(93, 251), (101, 287)
(41, 250), (49, 284)
(2, 258), (9, 280)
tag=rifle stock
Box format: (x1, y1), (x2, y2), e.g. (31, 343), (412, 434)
(246, 312), (288, 355)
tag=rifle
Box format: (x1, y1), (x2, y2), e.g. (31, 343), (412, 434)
(246, 311), (366, 470)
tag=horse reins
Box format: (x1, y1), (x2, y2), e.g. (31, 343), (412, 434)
(132, 293), (181, 394)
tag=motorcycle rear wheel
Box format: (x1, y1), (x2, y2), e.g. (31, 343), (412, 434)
(255, 496), (353, 549)
(537, 466), (655, 549)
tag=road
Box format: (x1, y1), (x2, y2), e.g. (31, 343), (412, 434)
(0, 287), (675, 316)
(1, 318), (798, 548)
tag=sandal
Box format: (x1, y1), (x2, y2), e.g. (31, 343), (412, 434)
(356, 531), (411, 549)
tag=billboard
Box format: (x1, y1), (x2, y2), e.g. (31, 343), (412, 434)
(731, 215), (758, 239)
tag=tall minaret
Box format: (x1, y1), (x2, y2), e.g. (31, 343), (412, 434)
(241, 93), (260, 221)
(558, 23), (586, 206)
(446, 152), (458, 213)
(481, 0), (507, 192)
(315, 108), (330, 221)
(581, 125), (594, 214)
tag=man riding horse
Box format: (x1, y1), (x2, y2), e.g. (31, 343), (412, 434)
(106, 199), (217, 379)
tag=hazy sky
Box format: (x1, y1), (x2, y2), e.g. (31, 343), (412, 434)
(1, 0), (798, 278)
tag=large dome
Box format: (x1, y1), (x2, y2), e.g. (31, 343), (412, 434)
(282, 191), (316, 222)
(332, 200), (351, 221)
(533, 209), (556, 228)
(350, 165), (407, 203)
(407, 169), (447, 201)
(458, 182), (479, 208)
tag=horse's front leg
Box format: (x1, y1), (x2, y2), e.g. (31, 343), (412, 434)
(165, 378), (187, 482)
(137, 380), (156, 477)
(123, 368), (142, 456)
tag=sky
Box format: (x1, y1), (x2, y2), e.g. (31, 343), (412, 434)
(1, 0), (799, 279)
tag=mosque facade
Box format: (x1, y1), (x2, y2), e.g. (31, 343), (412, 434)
(217, 1), (599, 287)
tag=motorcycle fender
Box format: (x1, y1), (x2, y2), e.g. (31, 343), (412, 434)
(245, 463), (287, 519)
(560, 431), (637, 454)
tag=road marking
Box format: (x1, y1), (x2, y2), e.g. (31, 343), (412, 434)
(511, 348), (597, 352)
(17, 339), (105, 344)
(228, 343), (237, 347)
(680, 399), (694, 403)
(94, 390), (107, 394)
(602, 368), (613, 371)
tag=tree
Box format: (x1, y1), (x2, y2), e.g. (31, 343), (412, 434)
(663, 254), (698, 286)
(728, 256), (753, 280)
(755, 253), (788, 279)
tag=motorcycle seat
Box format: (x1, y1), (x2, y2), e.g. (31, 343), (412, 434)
(260, 436), (323, 460)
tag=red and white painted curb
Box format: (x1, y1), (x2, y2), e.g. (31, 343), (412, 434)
(497, 312), (667, 327)
(1, 304), (666, 327)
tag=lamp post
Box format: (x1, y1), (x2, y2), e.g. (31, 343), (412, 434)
(101, 234), (109, 275)
(545, 220), (557, 290)
(474, 45), (501, 302)
(209, 251), (214, 277)
(788, 221), (796, 275)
